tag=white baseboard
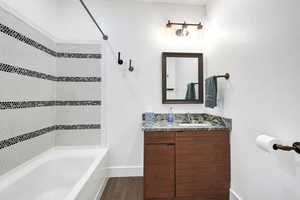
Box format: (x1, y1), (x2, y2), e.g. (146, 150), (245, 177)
(107, 166), (143, 177)
(230, 189), (242, 200)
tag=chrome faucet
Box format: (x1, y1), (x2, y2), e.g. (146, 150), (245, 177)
(186, 113), (193, 123)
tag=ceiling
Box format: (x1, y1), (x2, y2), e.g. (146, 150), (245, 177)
(111, 0), (208, 6)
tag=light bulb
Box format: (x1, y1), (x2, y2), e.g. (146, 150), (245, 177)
(182, 28), (189, 36)
(175, 27), (189, 37)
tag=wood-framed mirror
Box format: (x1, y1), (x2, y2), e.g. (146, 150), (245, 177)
(162, 52), (203, 104)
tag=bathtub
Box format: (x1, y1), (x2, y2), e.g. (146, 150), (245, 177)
(0, 146), (108, 200)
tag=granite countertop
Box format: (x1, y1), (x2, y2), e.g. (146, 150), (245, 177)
(142, 113), (231, 132)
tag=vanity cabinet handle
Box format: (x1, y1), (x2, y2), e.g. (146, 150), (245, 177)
(167, 143), (175, 146)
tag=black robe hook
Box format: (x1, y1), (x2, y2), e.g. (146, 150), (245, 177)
(118, 52), (124, 65)
(129, 60), (134, 72)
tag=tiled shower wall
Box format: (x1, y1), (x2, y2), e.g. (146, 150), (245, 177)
(0, 7), (102, 175)
(55, 43), (102, 146)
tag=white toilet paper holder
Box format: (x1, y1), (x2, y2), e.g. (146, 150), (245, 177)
(273, 142), (300, 154)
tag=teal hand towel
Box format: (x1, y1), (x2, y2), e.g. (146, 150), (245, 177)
(205, 77), (218, 108)
(185, 83), (196, 100)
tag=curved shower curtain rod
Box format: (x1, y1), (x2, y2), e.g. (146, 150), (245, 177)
(79, 0), (108, 40)
(79, 0), (134, 72)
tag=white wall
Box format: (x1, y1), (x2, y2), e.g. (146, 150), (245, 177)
(205, 0), (300, 199)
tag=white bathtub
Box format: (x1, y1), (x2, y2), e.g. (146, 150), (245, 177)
(0, 146), (108, 200)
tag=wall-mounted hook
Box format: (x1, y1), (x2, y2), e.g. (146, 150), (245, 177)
(129, 60), (134, 72)
(118, 52), (124, 65)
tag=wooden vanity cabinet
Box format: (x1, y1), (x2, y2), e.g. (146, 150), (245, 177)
(144, 131), (230, 200)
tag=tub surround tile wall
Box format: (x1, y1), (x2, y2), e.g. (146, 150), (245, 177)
(55, 100), (101, 106)
(54, 43), (102, 146)
(0, 23), (101, 59)
(0, 63), (101, 82)
(0, 6), (102, 175)
(0, 23), (56, 56)
(56, 58), (101, 77)
(56, 83), (102, 101)
(56, 106), (101, 124)
(56, 124), (101, 130)
(0, 124), (101, 150)
(56, 52), (101, 59)
(0, 100), (101, 110)
(0, 7), (56, 172)
(55, 130), (102, 146)
(0, 62), (57, 81)
(0, 134), (54, 176)
(0, 126), (57, 150)
(56, 76), (101, 82)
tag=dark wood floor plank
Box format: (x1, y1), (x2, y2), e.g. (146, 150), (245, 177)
(100, 177), (226, 200)
(135, 177), (144, 199)
(100, 177), (142, 200)
(100, 178), (117, 200)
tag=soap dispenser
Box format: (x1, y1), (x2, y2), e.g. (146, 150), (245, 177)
(167, 107), (175, 125)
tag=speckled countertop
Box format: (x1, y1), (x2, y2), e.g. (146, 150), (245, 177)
(142, 113), (231, 132)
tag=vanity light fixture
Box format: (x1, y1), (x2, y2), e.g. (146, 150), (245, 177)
(166, 20), (203, 37)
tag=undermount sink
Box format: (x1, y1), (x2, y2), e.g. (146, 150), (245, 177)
(178, 123), (211, 127)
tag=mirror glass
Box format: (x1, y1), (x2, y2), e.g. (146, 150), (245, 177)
(162, 52), (203, 104)
(166, 57), (199, 100)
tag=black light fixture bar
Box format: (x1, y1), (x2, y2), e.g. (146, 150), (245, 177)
(166, 20), (203, 29)
(79, 0), (108, 40)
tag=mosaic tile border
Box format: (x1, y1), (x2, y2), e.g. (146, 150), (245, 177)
(0, 23), (101, 59)
(56, 52), (101, 59)
(55, 101), (101, 106)
(56, 124), (101, 130)
(0, 101), (101, 110)
(0, 124), (101, 149)
(0, 62), (55, 81)
(0, 126), (56, 150)
(0, 63), (101, 82)
(56, 76), (101, 82)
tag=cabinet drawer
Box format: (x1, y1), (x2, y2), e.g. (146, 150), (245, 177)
(144, 132), (175, 144)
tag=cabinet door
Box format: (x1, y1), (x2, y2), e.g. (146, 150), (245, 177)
(176, 131), (230, 199)
(144, 143), (175, 199)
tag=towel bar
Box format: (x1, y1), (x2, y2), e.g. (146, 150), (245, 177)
(214, 73), (230, 80)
